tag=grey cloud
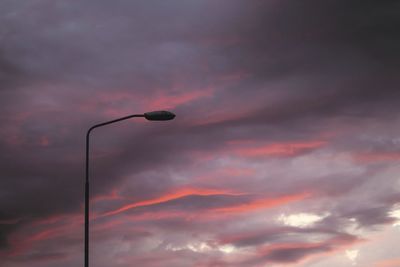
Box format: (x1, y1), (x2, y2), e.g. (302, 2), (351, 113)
(219, 226), (334, 248)
(343, 206), (396, 228)
(0, 0), (399, 266)
(242, 233), (357, 265)
(0, 50), (25, 90)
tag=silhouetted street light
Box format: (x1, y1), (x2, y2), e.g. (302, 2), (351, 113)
(84, 110), (175, 267)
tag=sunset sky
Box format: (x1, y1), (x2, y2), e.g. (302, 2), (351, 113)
(1, 1), (400, 266)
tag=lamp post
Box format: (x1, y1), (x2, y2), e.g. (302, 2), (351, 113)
(84, 110), (176, 267)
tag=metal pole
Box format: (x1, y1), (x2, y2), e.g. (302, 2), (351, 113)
(84, 114), (145, 267)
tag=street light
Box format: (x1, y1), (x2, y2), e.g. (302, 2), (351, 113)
(84, 110), (175, 267)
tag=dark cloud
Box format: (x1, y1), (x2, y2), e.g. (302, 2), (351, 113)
(219, 226), (341, 248)
(9, 252), (68, 264)
(242, 233), (358, 265)
(0, 0), (399, 266)
(344, 206), (396, 228)
(0, 222), (19, 249)
(0, 50), (24, 90)
(260, 245), (328, 263)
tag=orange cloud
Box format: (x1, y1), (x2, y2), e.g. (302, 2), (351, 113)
(192, 108), (252, 126)
(96, 192), (310, 223)
(218, 167), (256, 177)
(130, 210), (195, 221)
(232, 141), (327, 157)
(92, 188), (122, 203)
(192, 166), (256, 184)
(24, 228), (66, 244)
(148, 87), (214, 110)
(101, 187), (242, 217)
(80, 86), (215, 119)
(213, 192), (311, 214)
(7, 227), (70, 257)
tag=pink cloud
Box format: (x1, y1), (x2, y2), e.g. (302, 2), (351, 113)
(374, 258), (400, 267)
(231, 141), (327, 158)
(147, 87), (214, 110)
(100, 187), (242, 218)
(353, 152), (400, 163)
(212, 192), (311, 214)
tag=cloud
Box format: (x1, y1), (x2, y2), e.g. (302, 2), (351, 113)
(1, 0), (400, 266)
(345, 249), (359, 265)
(241, 233), (360, 266)
(277, 212), (329, 228)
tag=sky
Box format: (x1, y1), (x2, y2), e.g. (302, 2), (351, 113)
(1, 1), (400, 266)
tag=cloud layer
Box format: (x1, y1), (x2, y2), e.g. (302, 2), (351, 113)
(1, 1), (400, 266)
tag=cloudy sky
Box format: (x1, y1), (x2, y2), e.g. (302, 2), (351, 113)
(1, 1), (400, 266)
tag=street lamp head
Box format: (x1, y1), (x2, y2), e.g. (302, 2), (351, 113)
(144, 110), (176, 121)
